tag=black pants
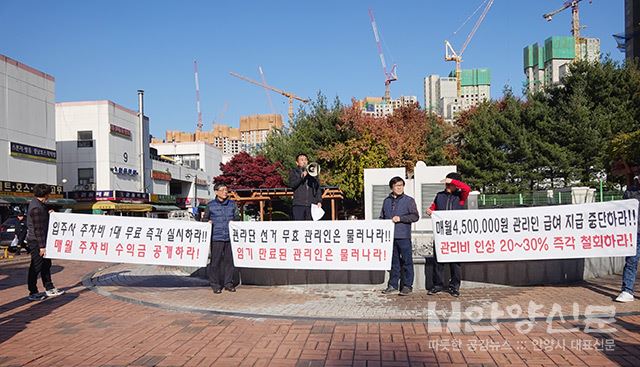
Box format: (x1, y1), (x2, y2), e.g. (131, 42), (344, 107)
(432, 251), (461, 291)
(208, 241), (235, 289)
(292, 205), (312, 221)
(27, 244), (54, 295)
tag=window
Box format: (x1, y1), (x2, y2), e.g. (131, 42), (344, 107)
(78, 168), (94, 187)
(77, 130), (93, 148)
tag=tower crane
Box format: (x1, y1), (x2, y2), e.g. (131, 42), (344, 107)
(229, 71), (309, 122)
(193, 60), (203, 132)
(258, 66), (276, 115)
(368, 8), (397, 102)
(543, 0), (592, 61)
(444, 0), (494, 97)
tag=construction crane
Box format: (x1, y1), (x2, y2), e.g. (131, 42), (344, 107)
(444, 0), (494, 97)
(368, 8), (397, 102)
(193, 60), (203, 132)
(543, 0), (592, 61)
(258, 66), (276, 115)
(229, 71), (309, 122)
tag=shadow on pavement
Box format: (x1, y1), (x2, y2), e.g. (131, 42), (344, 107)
(0, 282), (88, 345)
(0, 264), (64, 291)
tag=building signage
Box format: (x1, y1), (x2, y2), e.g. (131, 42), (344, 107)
(152, 170), (172, 181)
(150, 194), (177, 204)
(66, 191), (98, 202)
(0, 180), (63, 198)
(95, 190), (148, 203)
(110, 124), (132, 140)
(111, 166), (139, 176)
(195, 178), (209, 186)
(10, 142), (57, 163)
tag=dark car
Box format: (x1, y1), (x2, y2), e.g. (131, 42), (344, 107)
(0, 216), (19, 246)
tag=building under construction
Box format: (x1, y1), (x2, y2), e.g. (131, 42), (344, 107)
(523, 35), (600, 93)
(424, 68), (491, 122)
(158, 113), (283, 161)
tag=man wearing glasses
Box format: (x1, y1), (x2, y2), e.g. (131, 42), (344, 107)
(204, 183), (239, 294)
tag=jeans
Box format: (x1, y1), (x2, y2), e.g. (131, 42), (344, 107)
(388, 238), (414, 289)
(208, 241), (235, 289)
(621, 234), (640, 294)
(27, 244), (54, 295)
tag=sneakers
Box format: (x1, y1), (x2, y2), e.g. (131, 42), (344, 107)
(45, 288), (65, 297)
(381, 286), (398, 294)
(615, 291), (634, 303)
(27, 293), (46, 301)
(399, 286), (412, 296)
(224, 285), (236, 293)
(449, 288), (460, 297)
(212, 288), (222, 294)
(427, 287), (443, 295)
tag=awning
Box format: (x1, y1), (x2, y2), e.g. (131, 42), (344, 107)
(0, 196), (29, 204)
(0, 199), (10, 206)
(47, 198), (77, 206)
(72, 201), (152, 212)
(151, 204), (181, 212)
(92, 201), (152, 212)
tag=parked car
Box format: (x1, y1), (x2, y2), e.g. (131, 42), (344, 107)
(0, 216), (19, 246)
(167, 210), (196, 221)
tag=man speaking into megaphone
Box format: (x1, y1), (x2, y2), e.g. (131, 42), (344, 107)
(289, 153), (322, 221)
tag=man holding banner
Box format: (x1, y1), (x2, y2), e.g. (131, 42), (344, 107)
(425, 172), (471, 298)
(617, 176), (640, 303)
(204, 183), (239, 294)
(380, 176), (420, 296)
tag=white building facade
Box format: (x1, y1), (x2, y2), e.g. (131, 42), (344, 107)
(0, 54), (57, 185)
(424, 69), (490, 122)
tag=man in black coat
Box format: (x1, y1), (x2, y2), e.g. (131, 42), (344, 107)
(288, 153), (322, 221)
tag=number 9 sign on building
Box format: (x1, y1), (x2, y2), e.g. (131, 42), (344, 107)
(431, 200), (638, 262)
(46, 213), (212, 267)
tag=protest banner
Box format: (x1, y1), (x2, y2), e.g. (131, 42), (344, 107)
(229, 220), (395, 270)
(45, 213), (211, 266)
(431, 200), (638, 262)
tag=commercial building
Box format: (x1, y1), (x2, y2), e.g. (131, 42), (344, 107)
(149, 141), (222, 208)
(56, 99), (218, 213)
(423, 68), (491, 122)
(160, 113), (282, 161)
(524, 36), (600, 93)
(0, 54), (62, 219)
(359, 96), (418, 118)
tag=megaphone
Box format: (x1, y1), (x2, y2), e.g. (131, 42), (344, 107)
(305, 162), (320, 177)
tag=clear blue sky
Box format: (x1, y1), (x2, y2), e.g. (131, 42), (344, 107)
(1, 1), (624, 138)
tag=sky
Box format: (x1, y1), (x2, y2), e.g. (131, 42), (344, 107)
(0, 1), (624, 138)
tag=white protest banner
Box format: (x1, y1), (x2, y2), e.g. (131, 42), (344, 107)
(45, 213), (211, 267)
(432, 200), (638, 262)
(229, 220), (395, 270)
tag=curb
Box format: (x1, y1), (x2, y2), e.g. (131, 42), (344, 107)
(81, 264), (640, 323)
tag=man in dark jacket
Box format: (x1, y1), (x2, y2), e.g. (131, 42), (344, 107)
(289, 153), (322, 221)
(26, 184), (64, 301)
(425, 172), (471, 297)
(379, 176), (420, 296)
(616, 176), (640, 303)
(204, 182), (239, 294)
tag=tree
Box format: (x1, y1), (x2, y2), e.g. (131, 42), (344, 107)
(214, 152), (285, 189)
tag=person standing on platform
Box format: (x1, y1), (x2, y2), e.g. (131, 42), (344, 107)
(26, 184), (65, 301)
(616, 176), (640, 303)
(204, 182), (239, 294)
(289, 153), (322, 221)
(380, 176), (420, 296)
(425, 172), (471, 297)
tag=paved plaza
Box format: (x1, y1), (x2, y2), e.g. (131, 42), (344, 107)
(1, 256), (640, 366)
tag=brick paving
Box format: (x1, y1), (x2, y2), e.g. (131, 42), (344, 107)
(0, 258), (639, 366)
